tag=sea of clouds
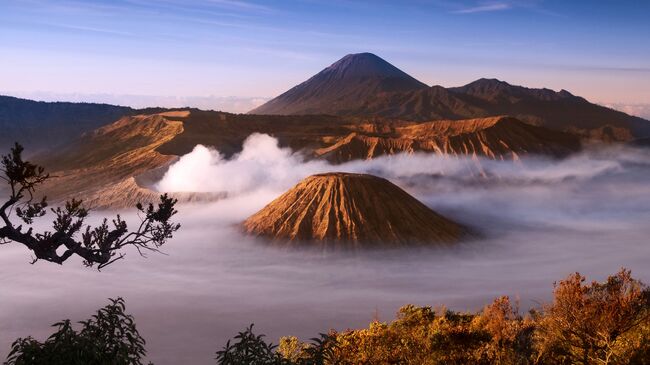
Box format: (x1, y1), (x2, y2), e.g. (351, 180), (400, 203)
(1, 134), (649, 364)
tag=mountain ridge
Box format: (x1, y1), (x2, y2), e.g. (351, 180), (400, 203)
(250, 53), (428, 115)
(0, 95), (170, 151)
(250, 54), (650, 140)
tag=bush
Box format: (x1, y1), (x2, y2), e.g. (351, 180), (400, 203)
(223, 269), (649, 365)
(5, 298), (147, 365)
(535, 269), (650, 364)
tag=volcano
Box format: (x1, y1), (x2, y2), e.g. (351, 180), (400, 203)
(249, 53), (427, 116)
(250, 53), (650, 140)
(243, 173), (465, 247)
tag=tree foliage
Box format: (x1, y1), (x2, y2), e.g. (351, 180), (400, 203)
(215, 325), (338, 365)
(220, 269), (650, 365)
(0, 143), (180, 269)
(5, 298), (147, 365)
(215, 324), (286, 365)
(4, 270), (648, 364)
(535, 269), (650, 364)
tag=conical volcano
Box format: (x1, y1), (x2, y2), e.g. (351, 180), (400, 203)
(243, 173), (465, 246)
(249, 53), (427, 116)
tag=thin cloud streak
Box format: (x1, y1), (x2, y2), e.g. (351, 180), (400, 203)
(452, 2), (511, 14)
(38, 22), (134, 37)
(206, 0), (273, 12)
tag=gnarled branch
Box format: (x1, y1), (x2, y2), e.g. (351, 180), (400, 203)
(0, 143), (181, 269)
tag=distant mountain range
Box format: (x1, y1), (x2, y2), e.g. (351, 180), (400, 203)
(0, 95), (167, 150)
(2, 52), (648, 153)
(0, 95), (131, 149)
(1, 52), (649, 206)
(251, 53), (650, 140)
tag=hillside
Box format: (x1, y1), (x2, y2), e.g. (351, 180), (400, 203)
(314, 116), (581, 163)
(243, 173), (465, 246)
(38, 111), (222, 208)
(34, 110), (585, 206)
(154, 111), (580, 163)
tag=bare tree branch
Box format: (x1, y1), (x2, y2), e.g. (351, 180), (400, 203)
(0, 143), (181, 269)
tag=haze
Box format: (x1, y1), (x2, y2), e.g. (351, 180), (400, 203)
(1, 139), (649, 364)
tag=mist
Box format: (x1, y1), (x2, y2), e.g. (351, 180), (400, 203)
(1, 135), (649, 365)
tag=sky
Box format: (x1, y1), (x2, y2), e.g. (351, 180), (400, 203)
(1, 0), (649, 114)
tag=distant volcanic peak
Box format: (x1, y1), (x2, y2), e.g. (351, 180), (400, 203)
(320, 53), (426, 84)
(243, 172), (465, 246)
(249, 53), (427, 115)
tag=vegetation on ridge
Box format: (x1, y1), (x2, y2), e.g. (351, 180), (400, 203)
(217, 268), (650, 364)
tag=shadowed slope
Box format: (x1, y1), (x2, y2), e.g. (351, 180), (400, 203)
(0, 95), (135, 150)
(358, 79), (650, 140)
(250, 53), (427, 115)
(243, 173), (465, 247)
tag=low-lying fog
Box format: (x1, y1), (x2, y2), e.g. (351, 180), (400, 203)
(1, 134), (649, 364)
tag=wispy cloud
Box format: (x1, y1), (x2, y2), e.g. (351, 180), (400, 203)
(206, 0), (272, 12)
(39, 22), (134, 37)
(452, 2), (511, 14)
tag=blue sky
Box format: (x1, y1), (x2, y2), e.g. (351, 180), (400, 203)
(1, 0), (649, 112)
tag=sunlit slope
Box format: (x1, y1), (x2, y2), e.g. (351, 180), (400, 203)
(156, 111), (581, 162)
(38, 111), (582, 207)
(243, 173), (465, 246)
(39, 111), (221, 208)
(315, 116), (581, 163)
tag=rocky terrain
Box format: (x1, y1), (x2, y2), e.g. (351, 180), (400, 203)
(243, 172), (465, 246)
(32, 109), (585, 208)
(37, 111), (223, 208)
(314, 116), (581, 163)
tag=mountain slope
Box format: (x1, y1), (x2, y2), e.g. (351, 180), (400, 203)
(358, 79), (650, 140)
(0, 95), (137, 150)
(250, 53), (428, 115)
(243, 173), (465, 246)
(314, 116), (581, 163)
(38, 111), (222, 208)
(250, 52), (650, 140)
(36, 111), (582, 207)
(451, 79), (650, 139)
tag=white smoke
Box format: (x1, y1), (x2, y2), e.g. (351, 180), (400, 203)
(155, 133), (632, 198)
(155, 133), (329, 194)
